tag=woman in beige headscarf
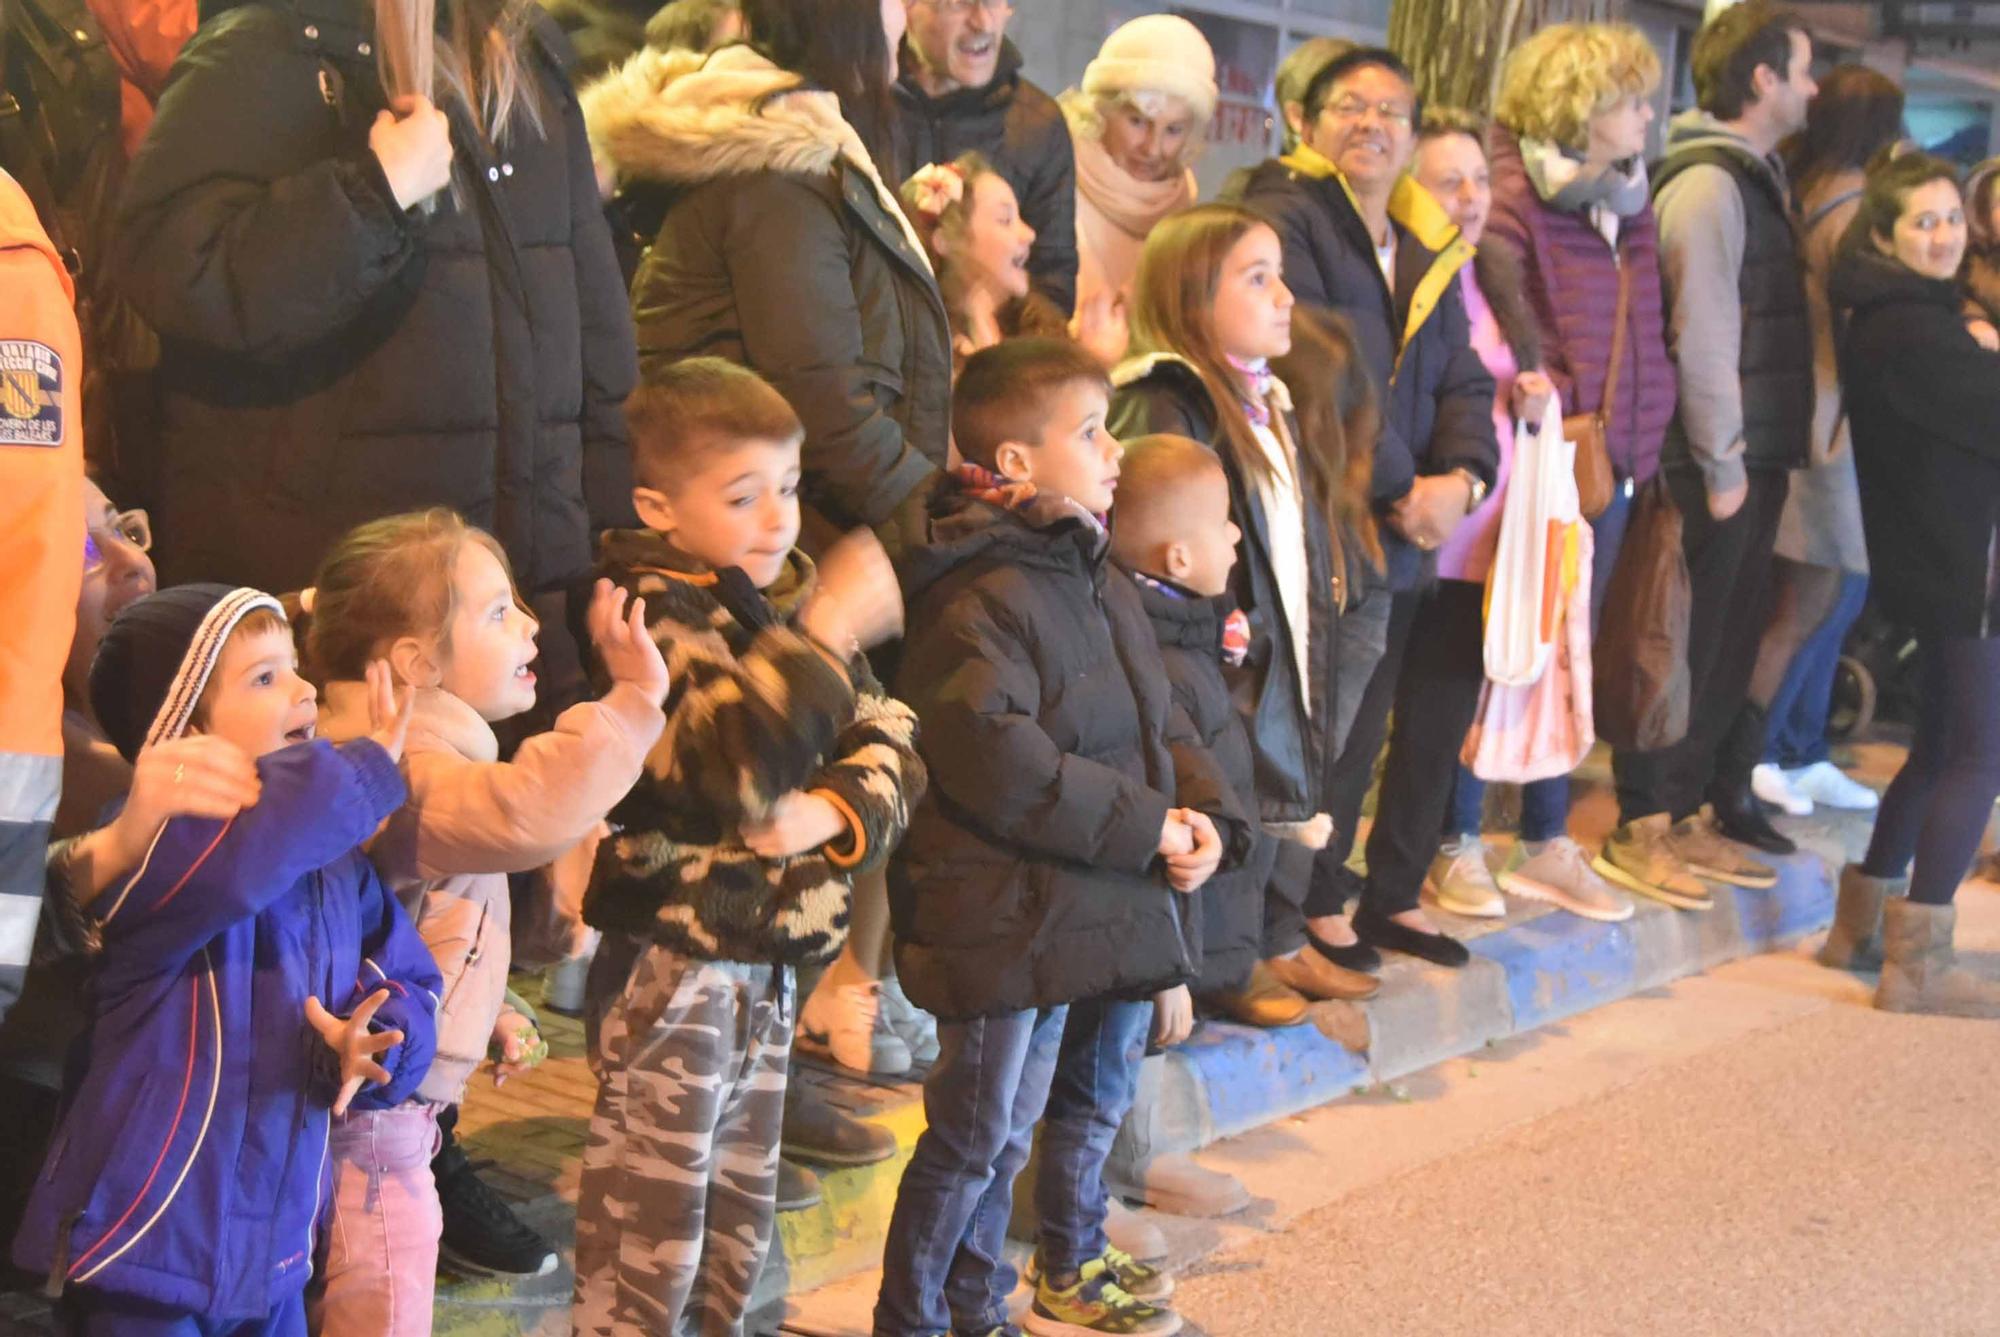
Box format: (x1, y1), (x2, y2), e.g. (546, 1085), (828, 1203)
(1062, 14), (1218, 319)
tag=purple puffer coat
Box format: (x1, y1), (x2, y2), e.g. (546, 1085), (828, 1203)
(1484, 126), (1676, 484)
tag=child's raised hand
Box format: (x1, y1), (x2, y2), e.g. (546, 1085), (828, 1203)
(305, 989), (404, 1116)
(489, 1007), (548, 1088)
(588, 579), (670, 707)
(740, 790), (848, 860)
(1165, 809), (1223, 894)
(1158, 814), (1195, 859)
(1152, 984), (1194, 1048)
(365, 659), (416, 763)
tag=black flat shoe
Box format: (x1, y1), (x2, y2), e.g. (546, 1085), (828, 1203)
(1353, 910), (1471, 969)
(1708, 786), (1797, 856)
(1307, 928), (1381, 973)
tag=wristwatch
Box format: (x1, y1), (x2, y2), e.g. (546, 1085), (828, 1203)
(1450, 466), (1487, 513)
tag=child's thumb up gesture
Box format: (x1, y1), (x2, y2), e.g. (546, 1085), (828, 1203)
(365, 660), (417, 763)
(306, 989), (403, 1116)
(588, 579), (670, 707)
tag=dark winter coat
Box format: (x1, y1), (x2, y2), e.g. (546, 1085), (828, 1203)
(1231, 148), (1498, 591)
(584, 44), (952, 541)
(14, 741), (440, 1317)
(1124, 569), (1274, 997)
(1107, 355), (1337, 831)
(1830, 245), (2000, 639)
(114, 0), (637, 594)
(585, 532), (925, 966)
(892, 40), (1078, 313)
(1483, 126), (1675, 483)
(889, 475), (1236, 1019)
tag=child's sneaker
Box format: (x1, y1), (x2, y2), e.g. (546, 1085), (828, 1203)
(1027, 1246), (1173, 1302)
(1426, 835), (1506, 918)
(1025, 1258), (1182, 1336)
(879, 972), (941, 1064)
(800, 972), (912, 1076)
(435, 1148), (558, 1277)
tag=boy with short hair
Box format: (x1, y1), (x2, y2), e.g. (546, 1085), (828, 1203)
(876, 341), (1236, 1337)
(574, 357), (925, 1336)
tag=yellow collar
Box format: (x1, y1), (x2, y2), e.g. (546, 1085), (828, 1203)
(1279, 143), (1466, 255)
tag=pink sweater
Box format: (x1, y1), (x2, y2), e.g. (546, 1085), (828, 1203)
(1435, 267), (1519, 584)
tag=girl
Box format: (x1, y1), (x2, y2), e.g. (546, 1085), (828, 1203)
(300, 509), (668, 1332)
(1824, 152), (2000, 1016)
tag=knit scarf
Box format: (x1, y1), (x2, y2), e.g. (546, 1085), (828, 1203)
(949, 463), (1108, 531)
(1073, 132), (1196, 240)
(1228, 355), (1275, 428)
(1128, 569), (1251, 667)
(1519, 136), (1652, 218)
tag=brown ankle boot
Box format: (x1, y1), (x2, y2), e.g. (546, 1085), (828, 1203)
(1818, 864), (1903, 971)
(1876, 898), (2000, 1018)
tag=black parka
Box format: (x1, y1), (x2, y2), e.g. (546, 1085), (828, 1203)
(889, 477), (1235, 1019)
(115, 0), (636, 593)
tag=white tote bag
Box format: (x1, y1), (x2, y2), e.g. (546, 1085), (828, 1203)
(1482, 395), (1580, 687)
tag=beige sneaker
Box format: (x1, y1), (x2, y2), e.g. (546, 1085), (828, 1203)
(1426, 837), (1506, 918)
(1592, 813), (1713, 911)
(1668, 810), (1777, 890)
(1500, 837), (1633, 923)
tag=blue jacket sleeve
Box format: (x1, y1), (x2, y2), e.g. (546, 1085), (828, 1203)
(344, 857), (442, 1111)
(93, 740), (407, 996)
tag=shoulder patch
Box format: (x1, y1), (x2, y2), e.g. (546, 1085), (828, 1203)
(0, 341), (64, 447)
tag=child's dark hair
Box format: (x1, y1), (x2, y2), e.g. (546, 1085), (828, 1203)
(1851, 146), (1960, 252)
(626, 358), (806, 492)
(952, 339), (1112, 471)
(296, 508), (516, 683)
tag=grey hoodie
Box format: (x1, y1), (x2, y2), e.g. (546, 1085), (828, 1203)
(1652, 110), (1792, 497)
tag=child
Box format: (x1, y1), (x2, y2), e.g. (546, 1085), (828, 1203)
(300, 510), (670, 1331)
(13, 585), (440, 1335)
(876, 339), (1234, 1337)
(572, 358), (923, 1335)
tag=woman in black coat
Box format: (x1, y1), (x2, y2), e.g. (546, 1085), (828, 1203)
(1823, 151), (2000, 1017)
(115, 0), (637, 608)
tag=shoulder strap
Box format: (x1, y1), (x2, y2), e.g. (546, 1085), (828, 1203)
(1600, 246), (1631, 420)
(1802, 186), (1862, 234)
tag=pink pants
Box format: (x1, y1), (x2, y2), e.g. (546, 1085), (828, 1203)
(311, 1104), (442, 1337)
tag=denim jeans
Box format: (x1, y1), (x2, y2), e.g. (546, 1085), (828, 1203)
(1035, 996), (1156, 1276)
(873, 1006), (1068, 1337)
(1765, 571), (1869, 770)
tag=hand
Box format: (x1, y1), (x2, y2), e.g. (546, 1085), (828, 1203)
(801, 528), (903, 655)
(369, 94), (453, 210)
(588, 579), (669, 707)
(1151, 984), (1194, 1048)
(305, 990), (404, 1116)
(490, 1008), (548, 1087)
(1070, 290), (1130, 368)
(1157, 814), (1195, 859)
(110, 733), (261, 852)
(740, 790), (848, 859)
(1969, 317), (2000, 352)
(1165, 808), (1223, 893)
(1706, 479), (1748, 522)
(1511, 370), (1555, 424)
(1389, 473), (1473, 552)
(365, 659), (417, 763)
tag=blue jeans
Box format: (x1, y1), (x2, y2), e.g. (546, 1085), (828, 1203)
(1765, 571), (1869, 770)
(874, 1006), (1068, 1337)
(1035, 996), (1155, 1276)
(1447, 478), (1636, 844)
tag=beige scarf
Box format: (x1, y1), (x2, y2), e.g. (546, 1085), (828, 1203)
(1073, 132), (1196, 238)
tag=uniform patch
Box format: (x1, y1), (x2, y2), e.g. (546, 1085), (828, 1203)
(0, 341), (64, 447)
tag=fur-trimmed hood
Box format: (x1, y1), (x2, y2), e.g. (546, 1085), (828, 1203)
(582, 43), (930, 270)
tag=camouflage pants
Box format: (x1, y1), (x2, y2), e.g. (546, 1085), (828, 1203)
(572, 936), (795, 1337)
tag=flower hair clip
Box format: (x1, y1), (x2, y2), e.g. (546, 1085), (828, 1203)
(908, 162), (967, 220)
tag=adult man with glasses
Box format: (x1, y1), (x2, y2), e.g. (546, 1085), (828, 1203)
(893, 0), (1078, 311)
(1232, 47), (1499, 975)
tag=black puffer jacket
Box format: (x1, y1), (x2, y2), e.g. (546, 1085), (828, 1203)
(892, 40), (1078, 313)
(1831, 245), (2000, 639)
(1108, 356), (1336, 834)
(115, 0), (636, 594)
(585, 44), (951, 542)
(1124, 569), (1273, 997)
(889, 475), (1233, 1019)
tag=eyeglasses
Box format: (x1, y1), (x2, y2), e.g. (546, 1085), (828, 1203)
(83, 508), (151, 573)
(921, 0), (1013, 18)
(1324, 95), (1415, 129)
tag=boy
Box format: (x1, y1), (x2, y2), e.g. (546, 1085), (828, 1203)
(574, 357), (925, 1336)
(14, 584), (440, 1334)
(877, 342), (1237, 1337)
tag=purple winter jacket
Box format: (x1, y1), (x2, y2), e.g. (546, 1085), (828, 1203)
(1484, 126), (1675, 483)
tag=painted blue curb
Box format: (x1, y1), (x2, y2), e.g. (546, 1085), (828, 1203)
(1733, 850), (1839, 947)
(1468, 912), (1639, 1032)
(1174, 1016), (1371, 1140)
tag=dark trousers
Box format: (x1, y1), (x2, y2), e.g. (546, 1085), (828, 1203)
(1613, 467), (1789, 824)
(1862, 635), (2000, 905)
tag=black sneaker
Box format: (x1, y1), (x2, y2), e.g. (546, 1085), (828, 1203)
(435, 1150), (558, 1278)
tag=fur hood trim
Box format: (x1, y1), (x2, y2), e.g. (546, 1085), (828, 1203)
(582, 43), (931, 273)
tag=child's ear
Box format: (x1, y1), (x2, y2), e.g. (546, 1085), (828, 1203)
(992, 440), (1035, 484)
(388, 636), (443, 690)
(632, 486), (676, 534)
(1163, 539), (1194, 583)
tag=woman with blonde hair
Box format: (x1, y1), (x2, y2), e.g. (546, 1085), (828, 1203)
(1062, 15), (1219, 317)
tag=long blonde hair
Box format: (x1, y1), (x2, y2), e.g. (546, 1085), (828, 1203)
(375, 0), (545, 147)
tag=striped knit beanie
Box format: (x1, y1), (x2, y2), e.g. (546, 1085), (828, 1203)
(90, 585), (287, 763)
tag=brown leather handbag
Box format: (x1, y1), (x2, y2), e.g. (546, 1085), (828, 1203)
(1564, 257), (1631, 520)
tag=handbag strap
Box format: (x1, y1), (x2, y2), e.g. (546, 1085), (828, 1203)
(1599, 250), (1632, 424)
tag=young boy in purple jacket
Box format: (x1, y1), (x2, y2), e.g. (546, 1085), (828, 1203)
(13, 585), (441, 1336)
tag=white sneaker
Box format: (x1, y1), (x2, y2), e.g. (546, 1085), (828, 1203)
(1785, 761), (1880, 812)
(1752, 763), (1814, 816)
(800, 976), (912, 1076)
(1500, 837), (1634, 923)
(1426, 837), (1506, 918)
(877, 973), (939, 1064)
